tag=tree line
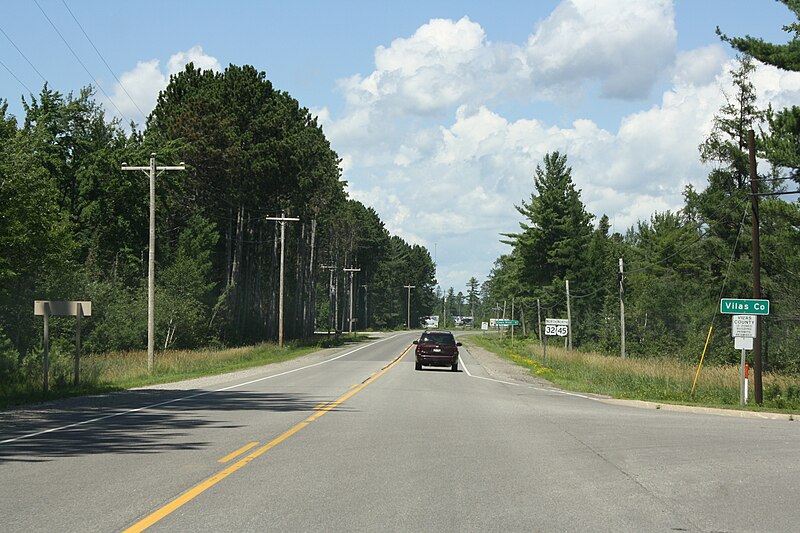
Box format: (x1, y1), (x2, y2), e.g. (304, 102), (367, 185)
(0, 63), (437, 383)
(477, 51), (800, 373)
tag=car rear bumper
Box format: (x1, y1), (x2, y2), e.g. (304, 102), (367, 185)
(416, 353), (458, 366)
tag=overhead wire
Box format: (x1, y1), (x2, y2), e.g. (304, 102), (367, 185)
(713, 204), (751, 317)
(0, 57), (34, 95)
(0, 25), (48, 85)
(60, 0), (147, 119)
(33, 0), (132, 124)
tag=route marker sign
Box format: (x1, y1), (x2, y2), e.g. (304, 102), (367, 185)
(544, 318), (568, 337)
(720, 298), (769, 315)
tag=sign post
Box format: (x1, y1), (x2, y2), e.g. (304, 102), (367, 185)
(722, 300), (768, 405)
(731, 314), (757, 405)
(34, 301), (91, 392)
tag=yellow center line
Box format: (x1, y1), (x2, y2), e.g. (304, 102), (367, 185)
(217, 441), (259, 463)
(312, 402), (329, 410)
(124, 344), (411, 532)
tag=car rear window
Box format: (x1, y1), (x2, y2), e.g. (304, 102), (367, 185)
(420, 333), (455, 345)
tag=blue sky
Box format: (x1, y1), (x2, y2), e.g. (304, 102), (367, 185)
(2, 1), (799, 294)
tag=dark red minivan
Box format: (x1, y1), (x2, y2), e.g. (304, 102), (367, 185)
(413, 330), (461, 371)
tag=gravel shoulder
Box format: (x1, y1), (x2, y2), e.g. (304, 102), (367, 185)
(459, 335), (555, 389)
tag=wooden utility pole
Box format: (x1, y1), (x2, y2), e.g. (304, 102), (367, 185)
(404, 285), (415, 329)
(344, 267), (361, 334)
(511, 297), (515, 346)
(266, 213), (300, 347)
(362, 284), (369, 330)
(321, 265), (336, 336)
(122, 155), (185, 372)
(565, 279), (572, 351)
(619, 257), (626, 359)
(537, 298), (543, 347)
(748, 129), (763, 404)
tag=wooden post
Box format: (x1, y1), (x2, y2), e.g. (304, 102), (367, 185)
(74, 303), (82, 386)
(748, 129), (763, 404)
(43, 303), (50, 393)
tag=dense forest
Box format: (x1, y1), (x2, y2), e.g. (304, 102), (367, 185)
(0, 63), (437, 379)
(476, 54), (800, 373)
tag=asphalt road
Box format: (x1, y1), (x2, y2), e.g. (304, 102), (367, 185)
(2, 331), (799, 532)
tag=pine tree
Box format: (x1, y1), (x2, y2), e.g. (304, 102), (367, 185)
(505, 151), (593, 295)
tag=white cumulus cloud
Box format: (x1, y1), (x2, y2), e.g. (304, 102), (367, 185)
(526, 0), (677, 100)
(322, 1), (800, 291)
(104, 45), (221, 127)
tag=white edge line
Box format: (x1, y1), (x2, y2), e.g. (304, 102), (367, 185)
(458, 353), (593, 400)
(1, 333), (405, 445)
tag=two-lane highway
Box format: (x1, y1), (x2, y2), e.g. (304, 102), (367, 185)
(2, 331), (800, 532)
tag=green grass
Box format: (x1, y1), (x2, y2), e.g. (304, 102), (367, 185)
(0, 333), (370, 409)
(466, 334), (800, 414)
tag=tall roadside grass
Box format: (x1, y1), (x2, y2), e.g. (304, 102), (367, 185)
(467, 334), (800, 413)
(0, 334), (365, 409)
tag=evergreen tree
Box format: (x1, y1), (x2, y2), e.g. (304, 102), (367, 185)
(466, 276), (480, 323)
(506, 151), (593, 296)
(717, 1), (800, 72)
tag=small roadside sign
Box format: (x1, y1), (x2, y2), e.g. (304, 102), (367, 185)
(731, 315), (757, 338)
(481, 322), (488, 331)
(735, 337), (754, 350)
(720, 298), (769, 315)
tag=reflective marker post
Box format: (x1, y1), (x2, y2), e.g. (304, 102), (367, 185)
(745, 364), (750, 404)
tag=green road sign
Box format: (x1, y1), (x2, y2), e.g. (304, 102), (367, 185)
(720, 298), (770, 315)
(495, 319), (520, 325)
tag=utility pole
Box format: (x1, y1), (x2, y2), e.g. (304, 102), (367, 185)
(362, 284), (369, 330)
(321, 264), (335, 336)
(619, 257), (626, 359)
(537, 298), (543, 347)
(344, 267), (361, 334)
(748, 129), (763, 404)
(266, 213), (300, 348)
(511, 297), (515, 346)
(404, 285), (416, 329)
(122, 154), (185, 372)
(565, 279), (572, 351)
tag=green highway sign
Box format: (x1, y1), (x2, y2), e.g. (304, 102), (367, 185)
(495, 319), (520, 326)
(720, 298), (770, 315)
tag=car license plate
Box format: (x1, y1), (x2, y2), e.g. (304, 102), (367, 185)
(433, 348), (441, 353)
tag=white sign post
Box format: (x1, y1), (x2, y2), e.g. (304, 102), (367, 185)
(732, 315), (756, 405)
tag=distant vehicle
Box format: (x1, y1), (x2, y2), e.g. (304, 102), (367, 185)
(420, 315), (439, 328)
(454, 316), (474, 327)
(413, 330), (461, 371)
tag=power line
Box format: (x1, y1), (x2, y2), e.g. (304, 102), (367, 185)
(0, 25), (48, 84)
(0, 57), (34, 95)
(33, 0), (132, 123)
(60, 0), (147, 119)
